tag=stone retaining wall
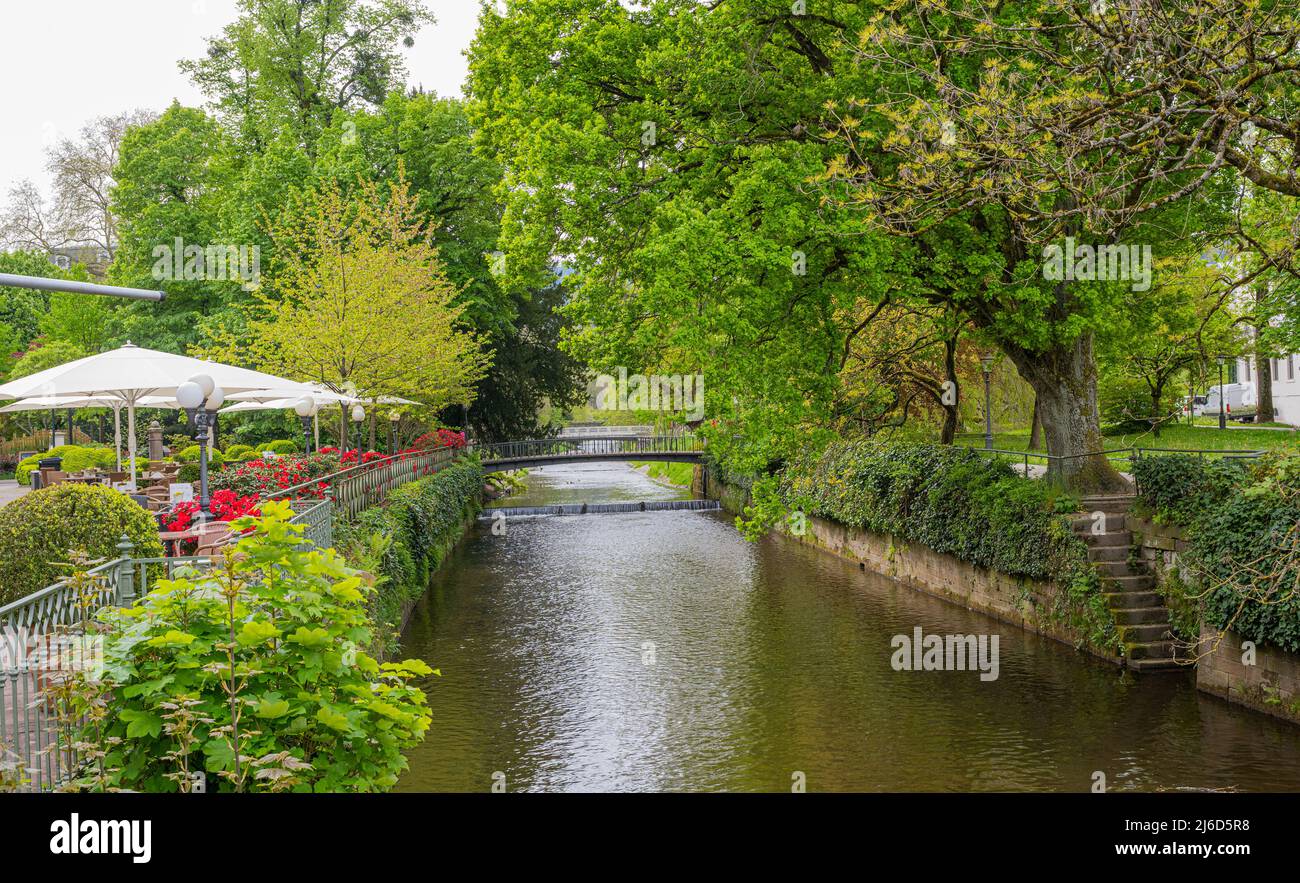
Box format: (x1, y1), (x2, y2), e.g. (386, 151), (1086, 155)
(1128, 514), (1300, 725)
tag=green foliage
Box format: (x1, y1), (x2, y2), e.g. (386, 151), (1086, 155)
(0, 484), (163, 605)
(264, 440), (298, 454)
(1099, 373), (1160, 433)
(223, 444), (255, 459)
(1132, 454), (1249, 526)
(8, 339), (86, 381)
(1137, 452), (1300, 652)
(335, 460), (483, 655)
(766, 439), (1115, 651)
(68, 501), (433, 792)
(176, 445), (225, 467)
(15, 445), (118, 484)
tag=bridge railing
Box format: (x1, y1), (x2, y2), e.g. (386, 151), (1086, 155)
(469, 435), (704, 465)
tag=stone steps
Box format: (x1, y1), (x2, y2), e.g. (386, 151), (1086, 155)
(1104, 590), (1161, 609)
(1074, 495), (1180, 671)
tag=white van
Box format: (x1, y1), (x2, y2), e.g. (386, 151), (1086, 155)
(1204, 382), (1257, 422)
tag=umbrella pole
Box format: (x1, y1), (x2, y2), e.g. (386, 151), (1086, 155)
(113, 404), (122, 472)
(128, 400), (138, 491)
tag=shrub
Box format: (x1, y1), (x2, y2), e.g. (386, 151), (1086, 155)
(335, 460), (483, 655)
(0, 484), (164, 605)
(60, 501), (433, 792)
(175, 445), (225, 467)
(1178, 453), (1300, 652)
(15, 445), (118, 484)
(764, 440), (1115, 651)
(223, 444), (255, 459)
(1132, 454), (1248, 527)
(264, 440), (299, 455)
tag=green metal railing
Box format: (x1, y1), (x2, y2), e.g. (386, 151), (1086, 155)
(470, 435), (705, 465)
(266, 447), (458, 524)
(970, 444), (1265, 486)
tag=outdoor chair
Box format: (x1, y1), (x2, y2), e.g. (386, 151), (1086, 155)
(194, 523), (234, 557)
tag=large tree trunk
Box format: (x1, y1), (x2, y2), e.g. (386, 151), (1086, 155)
(1003, 332), (1129, 492)
(1255, 332), (1274, 423)
(1028, 395), (1042, 449)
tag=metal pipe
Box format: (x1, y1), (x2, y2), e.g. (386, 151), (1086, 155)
(0, 272), (165, 301)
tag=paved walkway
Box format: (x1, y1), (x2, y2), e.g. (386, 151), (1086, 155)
(0, 481), (30, 508)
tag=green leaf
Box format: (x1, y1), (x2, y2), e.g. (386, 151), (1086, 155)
(237, 620), (282, 647)
(316, 705), (351, 732)
(287, 626), (331, 649)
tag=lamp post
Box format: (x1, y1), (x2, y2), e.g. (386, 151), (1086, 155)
(176, 374), (225, 522)
(1216, 355), (1227, 430)
(295, 397), (318, 455)
(389, 410), (400, 455)
(351, 405), (365, 452)
(980, 354), (995, 450)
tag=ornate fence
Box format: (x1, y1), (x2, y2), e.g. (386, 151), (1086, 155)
(266, 447), (458, 523)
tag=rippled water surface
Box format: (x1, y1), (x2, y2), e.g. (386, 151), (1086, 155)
(397, 463), (1300, 792)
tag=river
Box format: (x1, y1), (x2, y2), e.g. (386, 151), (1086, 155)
(396, 462), (1300, 792)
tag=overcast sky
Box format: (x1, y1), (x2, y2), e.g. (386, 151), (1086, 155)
(0, 0), (481, 198)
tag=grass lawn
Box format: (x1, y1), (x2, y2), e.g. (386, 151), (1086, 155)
(628, 460), (696, 488)
(955, 423), (1297, 473)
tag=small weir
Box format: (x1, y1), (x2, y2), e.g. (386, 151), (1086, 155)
(482, 499), (721, 518)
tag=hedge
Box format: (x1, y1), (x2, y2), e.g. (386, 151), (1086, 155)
(0, 484), (164, 605)
(15, 445), (119, 484)
(175, 445), (226, 467)
(1137, 453), (1300, 652)
(1132, 454), (1248, 527)
(335, 459), (483, 655)
(773, 440), (1115, 651)
(264, 440), (298, 454)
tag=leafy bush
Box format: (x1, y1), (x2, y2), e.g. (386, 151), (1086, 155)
(264, 440), (299, 454)
(1099, 374), (1158, 433)
(336, 460), (483, 654)
(210, 453), (340, 497)
(765, 440), (1114, 651)
(61, 501), (433, 792)
(15, 445), (118, 484)
(0, 484), (164, 605)
(223, 444), (255, 459)
(1132, 454), (1248, 526)
(1171, 453), (1300, 652)
(175, 445), (226, 467)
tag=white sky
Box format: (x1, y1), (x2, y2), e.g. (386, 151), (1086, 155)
(0, 0), (481, 198)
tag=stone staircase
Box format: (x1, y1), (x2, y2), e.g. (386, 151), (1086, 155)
(1074, 495), (1181, 672)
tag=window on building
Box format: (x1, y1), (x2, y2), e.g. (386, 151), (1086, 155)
(1228, 361), (1239, 384)
(1273, 358), (1280, 381)
(1290, 356), (1296, 381)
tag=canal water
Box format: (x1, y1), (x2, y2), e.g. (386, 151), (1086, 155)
(396, 463), (1300, 792)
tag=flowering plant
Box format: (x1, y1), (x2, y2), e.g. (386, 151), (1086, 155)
(161, 489), (262, 532)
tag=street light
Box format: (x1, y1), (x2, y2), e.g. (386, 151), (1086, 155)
(295, 397), (318, 455)
(351, 404), (365, 453)
(1216, 355), (1227, 430)
(388, 409), (400, 455)
(176, 374), (225, 522)
(980, 354), (995, 450)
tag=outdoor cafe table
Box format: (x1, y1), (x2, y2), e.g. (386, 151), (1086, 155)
(158, 527), (201, 557)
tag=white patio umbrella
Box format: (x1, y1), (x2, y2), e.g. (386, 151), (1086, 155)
(0, 394), (178, 470)
(0, 342), (308, 489)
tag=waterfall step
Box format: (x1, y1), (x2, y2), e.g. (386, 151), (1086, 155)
(482, 499), (721, 518)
